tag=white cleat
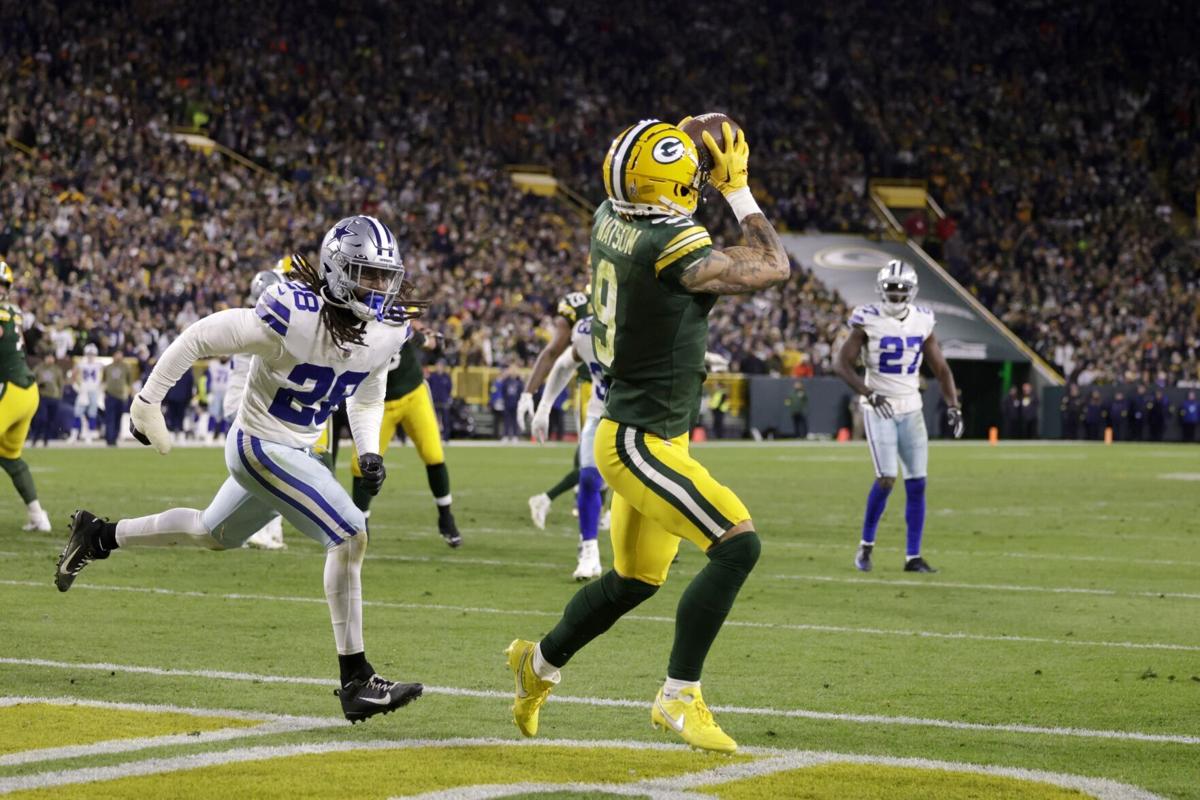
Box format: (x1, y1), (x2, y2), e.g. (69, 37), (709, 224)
(244, 516), (287, 550)
(23, 510), (52, 532)
(572, 539), (602, 581)
(528, 493), (551, 530)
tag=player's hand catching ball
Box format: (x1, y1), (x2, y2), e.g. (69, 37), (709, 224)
(358, 454), (386, 495)
(129, 395), (172, 455)
(866, 392), (894, 420)
(702, 122), (749, 197)
(946, 406), (964, 438)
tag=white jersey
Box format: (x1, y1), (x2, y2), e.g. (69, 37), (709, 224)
(571, 317), (608, 419)
(77, 358), (103, 391)
(849, 303), (936, 415)
(140, 281), (410, 453)
(224, 355), (251, 422)
(207, 360), (232, 392)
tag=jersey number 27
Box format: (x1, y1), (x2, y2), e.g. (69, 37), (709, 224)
(879, 336), (923, 374)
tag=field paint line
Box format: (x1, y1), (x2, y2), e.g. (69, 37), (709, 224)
(781, 574), (1200, 600)
(394, 749), (1164, 800)
(0, 695), (343, 767)
(3, 657), (1199, 747)
(771, 539), (1200, 568)
(0, 735), (1164, 800)
(2, 579), (1196, 654)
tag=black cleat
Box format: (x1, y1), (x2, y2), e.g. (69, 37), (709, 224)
(55, 510), (110, 592)
(903, 556), (938, 573)
(335, 674), (423, 723)
(855, 544), (873, 572)
(438, 511), (462, 549)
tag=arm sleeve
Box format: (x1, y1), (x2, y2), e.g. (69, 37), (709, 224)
(535, 346), (578, 416)
(140, 309), (283, 404)
(346, 363), (386, 459)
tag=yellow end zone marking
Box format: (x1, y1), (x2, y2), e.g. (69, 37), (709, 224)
(0, 739), (1165, 800)
(0, 697), (341, 767)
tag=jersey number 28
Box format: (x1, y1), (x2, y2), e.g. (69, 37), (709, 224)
(269, 364), (369, 426)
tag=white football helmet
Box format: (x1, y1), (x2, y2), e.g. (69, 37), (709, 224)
(876, 260), (918, 317)
(319, 215), (406, 324)
(248, 269), (284, 305)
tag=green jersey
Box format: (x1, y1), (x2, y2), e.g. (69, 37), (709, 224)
(0, 304), (34, 389)
(385, 337), (425, 401)
(589, 200), (715, 439)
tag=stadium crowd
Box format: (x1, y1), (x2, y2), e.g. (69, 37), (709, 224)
(2, 0), (1197, 436)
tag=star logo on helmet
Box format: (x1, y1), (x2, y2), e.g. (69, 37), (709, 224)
(332, 224), (353, 243)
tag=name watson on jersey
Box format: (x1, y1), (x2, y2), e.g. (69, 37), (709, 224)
(594, 215), (643, 255)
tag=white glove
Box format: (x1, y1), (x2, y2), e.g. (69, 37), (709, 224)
(705, 351), (730, 373)
(531, 408), (550, 444)
(516, 391), (535, 433)
(130, 395), (172, 455)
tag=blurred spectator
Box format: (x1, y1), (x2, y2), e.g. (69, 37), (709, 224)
(1129, 385), (1149, 441)
(496, 366), (524, 443)
(1019, 383), (1039, 439)
(102, 351), (134, 446)
(32, 355), (64, 445)
(1059, 384), (1082, 440)
(1108, 392), (1129, 441)
(427, 362), (454, 441)
(784, 380), (809, 439)
(1180, 391), (1199, 443)
(708, 387), (731, 440)
(1148, 389), (1168, 442)
(1084, 391), (1106, 441)
(1001, 387), (1021, 440)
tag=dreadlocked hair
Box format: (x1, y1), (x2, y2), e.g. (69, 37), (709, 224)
(289, 252), (368, 351)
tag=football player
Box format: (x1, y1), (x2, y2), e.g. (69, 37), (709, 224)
(507, 119), (790, 753)
(519, 288), (590, 529)
(530, 314), (607, 580)
(71, 343), (102, 442)
(834, 260), (963, 574)
(54, 216), (427, 722)
(348, 326), (462, 548)
(0, 261), (52, 532)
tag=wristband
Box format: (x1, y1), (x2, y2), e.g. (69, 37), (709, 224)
(724, 187), (762, 223)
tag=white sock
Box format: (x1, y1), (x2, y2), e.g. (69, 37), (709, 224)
(115, 509), (218, 549)
(532, 642), (562, 682)
(27, 500), (44, 516)
(906, 554), (920, 561)
(325, 535), (366, 655)
(435, 494), (452, 507)
(860, 540), (874, 548)
(662, 677), (699, 700)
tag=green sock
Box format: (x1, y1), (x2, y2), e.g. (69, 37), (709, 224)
(545, 468), (579, 501)
(668, 533), (761, 681)
(0, 457), (37, 504)
(426, 463), (451, 501)
(540, 570), (658, 667)
(351, 476), (373, 512)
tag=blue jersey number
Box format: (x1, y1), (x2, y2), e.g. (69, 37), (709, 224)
(269, 364), (369, 426)
(878, 336), (924, 374)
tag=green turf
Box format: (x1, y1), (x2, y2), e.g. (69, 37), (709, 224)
(1, 441), (1197, 797)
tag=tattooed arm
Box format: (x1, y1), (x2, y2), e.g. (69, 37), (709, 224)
(678, 214), (791, 295)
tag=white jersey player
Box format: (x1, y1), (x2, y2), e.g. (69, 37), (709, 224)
(532, 315), (607, 580)
(72, 344), (103, 441)
(835, 260), (962, 574)
(55, 215), (429, 722)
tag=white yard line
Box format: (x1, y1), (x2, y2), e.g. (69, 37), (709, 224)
(1, 657), (1198, 747)
(0, 695), (340, 766)
(1, 579), (1195, 654)
(0, 736), (1165, 799)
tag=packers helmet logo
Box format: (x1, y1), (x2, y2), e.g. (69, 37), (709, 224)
(652, 137), (685, 164)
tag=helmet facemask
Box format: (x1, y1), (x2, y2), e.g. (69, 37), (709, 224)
(878, 278), (917, 317)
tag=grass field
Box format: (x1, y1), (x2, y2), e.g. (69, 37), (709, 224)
(1, 440), (1198, 799)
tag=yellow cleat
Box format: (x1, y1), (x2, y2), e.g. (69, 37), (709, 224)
(505, 639), (557, 737)
(651, 686), (737, 753)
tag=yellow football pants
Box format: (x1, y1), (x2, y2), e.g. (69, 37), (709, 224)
(594, 417), (750, 586)
(0, 382), (38, 459)
(350, 383), (444, 476)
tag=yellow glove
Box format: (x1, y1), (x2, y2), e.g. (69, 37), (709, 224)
(702, 122), (748, 197)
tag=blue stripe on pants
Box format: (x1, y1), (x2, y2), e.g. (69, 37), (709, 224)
(236, 430), (347, 544)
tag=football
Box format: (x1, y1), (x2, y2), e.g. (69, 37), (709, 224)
(680, 112), (741, 172)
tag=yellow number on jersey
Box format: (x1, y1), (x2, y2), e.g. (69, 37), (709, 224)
(592, 259), (617, 367)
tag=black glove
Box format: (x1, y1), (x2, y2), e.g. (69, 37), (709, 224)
(866, 392), (894, 419)
(358, 453), (386, 496)
(946, 406), (964, 438)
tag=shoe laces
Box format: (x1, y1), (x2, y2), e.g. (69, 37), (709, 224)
(366, 674), (394, 692)
(684, 692), (717, 728)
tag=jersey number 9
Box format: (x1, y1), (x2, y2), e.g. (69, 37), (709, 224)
(592, 259), (618, 367)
